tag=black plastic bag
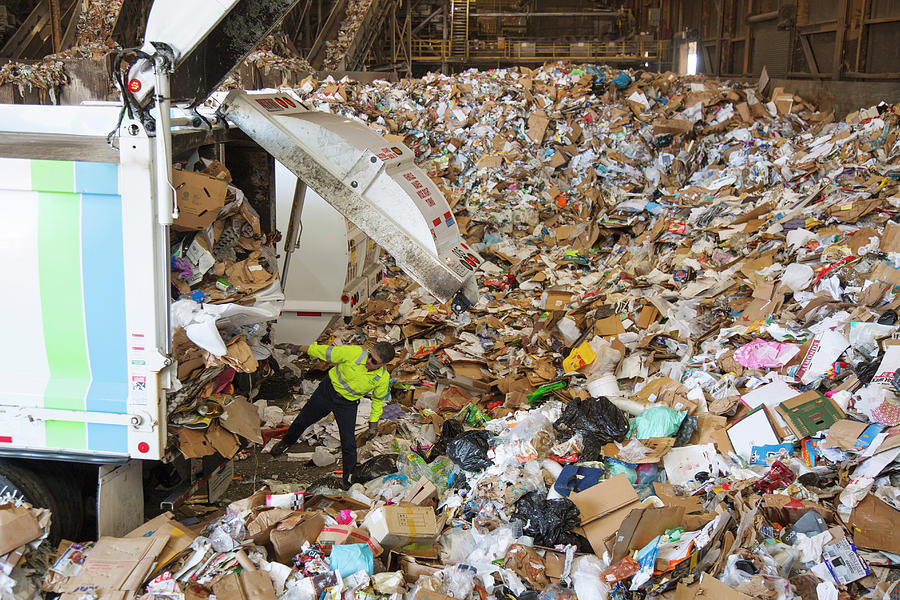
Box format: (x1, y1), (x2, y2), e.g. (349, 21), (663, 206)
(674, 415), (698, 447)
(350, 454), (398, 484)
(512, 491), (582, 548)
(307, 475), (349, 493)
(428, 419), (466, 461)
(554, 396), (629, 444)
(447, 430), (492, 472)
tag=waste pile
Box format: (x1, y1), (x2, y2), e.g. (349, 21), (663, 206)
(322, 0), (375, 70)
(0, 495), (50, 600)
(166, 157), (284, 461)
(14, 65), (900, 600)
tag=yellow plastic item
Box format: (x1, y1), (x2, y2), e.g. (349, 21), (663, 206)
(563, 340), (596, 372)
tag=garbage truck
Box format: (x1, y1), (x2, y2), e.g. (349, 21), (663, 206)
(0, 0), (481, 542)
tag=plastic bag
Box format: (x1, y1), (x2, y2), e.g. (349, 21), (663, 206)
(447, 430), (492, 472)
(631, 405), (686, 439)
(372, 572), (406, 594)
(782, 263), (815, 292)
(442, 564), (477, 600)
(571, 555), (610, 600)
(350, 454), (398, 484)
(328, 544), (373, 578)
(554, 397), (629, 445)
(512, 491), (584, 549)
(734, 338), (801, 369)
(205, 513), (246, 552)
(433, 421), (465, 456)
(674, 415), (698, 447)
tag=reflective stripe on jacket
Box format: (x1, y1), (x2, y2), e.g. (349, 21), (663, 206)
(307, 342), (390, 422)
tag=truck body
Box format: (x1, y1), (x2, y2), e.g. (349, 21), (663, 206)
(0, 0), (481, 541)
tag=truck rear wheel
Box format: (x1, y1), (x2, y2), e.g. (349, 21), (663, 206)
(0, 460), (84, 546)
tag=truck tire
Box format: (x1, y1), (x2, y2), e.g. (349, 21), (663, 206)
(0, 460), (84, 546)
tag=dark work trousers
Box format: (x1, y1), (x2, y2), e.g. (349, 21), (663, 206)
(282, 377), (359, 483)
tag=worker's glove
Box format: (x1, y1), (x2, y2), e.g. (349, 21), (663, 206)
(287, 344), (309, 354)
(368, 422), (378, 433)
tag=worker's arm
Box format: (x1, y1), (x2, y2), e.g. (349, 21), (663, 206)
(369, 370), (391, 424)
(308, 342), (361, 364)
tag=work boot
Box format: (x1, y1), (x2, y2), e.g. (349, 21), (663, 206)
(270, 439), (290, 457)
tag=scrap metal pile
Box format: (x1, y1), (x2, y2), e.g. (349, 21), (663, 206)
(6, 65), (900, 600)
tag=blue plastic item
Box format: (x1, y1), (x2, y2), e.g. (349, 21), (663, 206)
(553, 465), (604, 497)
(328, 544), (374, 578)
(612, 72), (633, 89)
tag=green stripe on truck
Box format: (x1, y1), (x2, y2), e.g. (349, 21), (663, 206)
(38, 190), (90, 411)
(45, 421), (86, 450)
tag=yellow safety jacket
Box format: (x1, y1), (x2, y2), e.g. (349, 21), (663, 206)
(308, 343), (390, 422)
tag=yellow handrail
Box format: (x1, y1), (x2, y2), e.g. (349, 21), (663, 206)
(409, 38), (670, 62)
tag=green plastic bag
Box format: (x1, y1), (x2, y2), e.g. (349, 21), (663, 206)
(631, 406), (687, 439)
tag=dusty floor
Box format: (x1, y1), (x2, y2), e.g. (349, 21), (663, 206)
(224, 369), (338, 502)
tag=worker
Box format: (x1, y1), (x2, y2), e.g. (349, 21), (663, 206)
(270, 341), (396, 486)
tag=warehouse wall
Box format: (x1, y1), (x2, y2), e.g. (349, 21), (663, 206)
(665, 0), (900, 82)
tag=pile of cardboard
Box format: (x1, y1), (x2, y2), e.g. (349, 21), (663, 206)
(254, 64), (900, 599)
(322, 0), (375, 70)
(165, 158), (280, 460)
(0, 497), (50, 600)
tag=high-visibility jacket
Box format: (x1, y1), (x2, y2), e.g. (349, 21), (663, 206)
(308, 343), (390, 422)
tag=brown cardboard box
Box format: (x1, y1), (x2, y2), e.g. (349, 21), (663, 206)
(848, 494), (900, 554)
(66, 535), (169, 593)
(393, 553), (442, 583)
(269, 512), (325, 563)
(776, 391), (844, 439)
(675, 574), (753, 600)
(414, 591), (457, 600)
(762, 494), (834, 525)
(881, 221), (900, 253)
(569, 474), (640, 554)
(212, 571), (277, 600)
(126, 511), (196, 566)
(610, 506), (686, 562)
(401, 477), (439, 507)
(245, 508), (293, 545)
(172, 169), (228, 231)
(0, 504), (43, 556)
(363, 505), (439, 550)
(545, 290), (572, 311)
(316, 525), (383, 556)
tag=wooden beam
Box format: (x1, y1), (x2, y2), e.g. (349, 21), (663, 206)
(1, 0), (49, 58)
(833, 0), (848, 80)
(701, 42), (713, 75)
(742, 0), (752, 76)
(48, 0), (62, 53)
(412, 5), (443, 36)
(798, 33), (820, 78)
(60, 0), (83, 51)
(855, 0), (869, 73)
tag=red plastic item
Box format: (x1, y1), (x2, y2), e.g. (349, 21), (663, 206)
(753, 460), (796, 494)
(599, 556), (641, 584)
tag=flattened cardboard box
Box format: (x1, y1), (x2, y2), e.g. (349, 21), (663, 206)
(213, 571), (277, 600)
(611, 506), (686, 562)
(848, 494), (900, 554)
(776, 391), (844, 439)
(66, 535), (169, 593)
(0, 504), (43, 556)
(569, 473), (640, 555)
(126, 511), (196, 566)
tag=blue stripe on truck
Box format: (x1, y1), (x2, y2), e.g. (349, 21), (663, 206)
(80, 190), (129, 415)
